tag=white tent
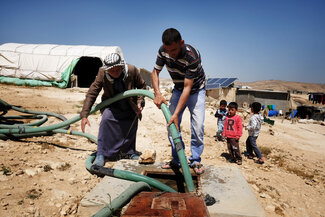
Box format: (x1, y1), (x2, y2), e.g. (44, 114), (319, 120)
(0, 43), (124, 88)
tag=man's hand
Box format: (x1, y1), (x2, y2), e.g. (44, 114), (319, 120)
(81, 117), (91, 133)
(153, 93), (168, 109)
(136, 102), (144, 115)
(167, 113), (179, 132)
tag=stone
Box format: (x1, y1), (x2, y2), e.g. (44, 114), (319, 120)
(139, 150), (156, 164)
(265, 205), (275, 212)
(15, 169), (24, 176)
(52, 189), (69, 200)
(251, 184), (260, 192)
(1, 202), (9, 207)
(25, 168), (41, 177)
(68, 177), (77, 185)
(260, 193), (271, 199)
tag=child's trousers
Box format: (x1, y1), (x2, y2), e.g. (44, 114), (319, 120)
(226, 138), (242, 160)
(246, 136), (263, 159)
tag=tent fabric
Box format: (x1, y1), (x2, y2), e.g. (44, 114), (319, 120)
(0, 43), (124, 88)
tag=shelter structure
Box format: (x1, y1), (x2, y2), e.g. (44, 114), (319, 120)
(0, 43), (124, 88)
(205, 78), (237, 102)
(236, 89), (291, 113)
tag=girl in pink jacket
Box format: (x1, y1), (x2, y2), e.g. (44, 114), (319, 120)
(223, 102), (243, 165)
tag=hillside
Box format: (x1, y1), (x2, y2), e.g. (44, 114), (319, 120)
(235, 80), (325, 93)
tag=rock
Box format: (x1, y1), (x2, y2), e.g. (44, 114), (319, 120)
(1, 202), (9, 207)
(26, 207), (35, 214)
(52, 189), (69, 200)
(260, 193), (271, 199)
(50, 162), (70, 170)
(251, 184), (260, 192)
(15, 169), (24, 176)
(60, 204), (70, 216)
(281, 203), (290, 209)
(139, 150), (156, 164)
(25, 168), (41, 177)
(68, 177), (77, 185)
(60, 203), (77, 216)
(269, 129), (274, 135)
(265, 205), (275, 212)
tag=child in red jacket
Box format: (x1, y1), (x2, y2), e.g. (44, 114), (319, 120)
(223, 102), (243, 165)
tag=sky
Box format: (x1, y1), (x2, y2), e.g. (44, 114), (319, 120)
(0, 0), (324, 83)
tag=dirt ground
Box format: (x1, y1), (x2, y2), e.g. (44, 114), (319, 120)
(0, 83), (324, 217)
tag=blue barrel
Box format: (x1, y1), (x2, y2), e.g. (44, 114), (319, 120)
(268, 110), (278, 117)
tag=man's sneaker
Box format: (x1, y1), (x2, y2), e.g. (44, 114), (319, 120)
(129, 153), (140, 160)
(120, 151), (142, 160)
(93, 155), (105, 166)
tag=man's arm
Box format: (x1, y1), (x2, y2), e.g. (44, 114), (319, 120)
(152, 68), (167, 109)
(80, 69), (103, 132)
(167, 78), (194, 131)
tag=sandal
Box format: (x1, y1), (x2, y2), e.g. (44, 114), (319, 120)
(236, 160), (242, 165)
(161, 161), (180, 169)
(191, 163), (205, 175)
(256, 159), (264, 164)
(248, 155), (254, 159)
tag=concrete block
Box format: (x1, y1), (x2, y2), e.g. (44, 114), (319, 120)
(78, 161), (265, 217)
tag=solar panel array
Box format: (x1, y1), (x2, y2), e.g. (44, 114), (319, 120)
(206, 78), (237, 90)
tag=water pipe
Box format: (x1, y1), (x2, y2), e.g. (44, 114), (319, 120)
(85, 153), (176, 193)
(0, 89), (195, 192)
(92, 181), (151, 217)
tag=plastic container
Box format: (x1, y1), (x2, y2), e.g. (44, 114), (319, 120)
(268, 110), (278, 117)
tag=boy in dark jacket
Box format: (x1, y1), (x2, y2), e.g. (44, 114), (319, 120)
(214, 100), (228, 141)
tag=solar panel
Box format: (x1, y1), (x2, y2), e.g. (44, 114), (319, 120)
(220, 78), (237, 87)
(216, 78), (227, 84)
(206, 83), (220, 89)
(207, 78), (219, 84)
(206, 77), (237, 90)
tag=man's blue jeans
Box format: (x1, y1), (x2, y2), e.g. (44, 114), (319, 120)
(168, 88), (205, 167)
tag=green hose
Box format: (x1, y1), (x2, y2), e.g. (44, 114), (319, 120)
(85, 153), (176, 193)
(0, 89), (195, 192)
(0, 115), (48, 128)
(92, 181), (151, 217)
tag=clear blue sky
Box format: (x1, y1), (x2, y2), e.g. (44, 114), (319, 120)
(1, 0), (324, 83)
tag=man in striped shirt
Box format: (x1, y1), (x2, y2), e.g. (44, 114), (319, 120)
(152, 28), (206, 175)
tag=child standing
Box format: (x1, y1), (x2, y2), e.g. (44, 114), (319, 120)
(214, 100), (228, 141)
(245, 102), (265, 164)
(223, 102), (243, 165)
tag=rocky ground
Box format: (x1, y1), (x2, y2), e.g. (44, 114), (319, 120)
(0, 83), (324, 217)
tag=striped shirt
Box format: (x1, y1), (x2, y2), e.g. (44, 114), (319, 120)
(154, 44), (206, 94)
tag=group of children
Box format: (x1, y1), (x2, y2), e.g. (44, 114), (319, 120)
(214, 100), (265, 165)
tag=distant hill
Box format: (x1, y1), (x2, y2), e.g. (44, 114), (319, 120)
(235, 80), (325, 93)
(158, 78), (325, 93)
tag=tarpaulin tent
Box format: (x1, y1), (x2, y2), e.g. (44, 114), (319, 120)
(0, 43), (124, 88)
